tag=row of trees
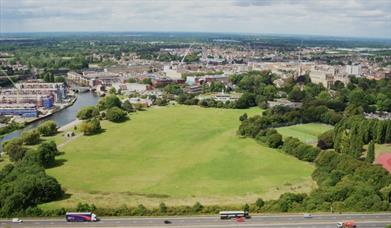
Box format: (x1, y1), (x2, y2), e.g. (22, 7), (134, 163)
(333, 116), (391, 159)
(238, 113), (320, 162)
(77, 95), (132, 135)
(238, 106), (341, 140)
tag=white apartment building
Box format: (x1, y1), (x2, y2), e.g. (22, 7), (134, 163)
(346, 64), (362, 77)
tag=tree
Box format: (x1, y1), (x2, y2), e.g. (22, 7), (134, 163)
(288, 86), (305, 102)
(343, 104), (364, 117)
(106, 107), (127, 122)
(3, 138), (26, 162)
(239, 113), (248, 122)
(80, 118), (101, 135)
(36, 141), (58, 167)
(366, 140), (375, 163)
(348, 88), (369, 108)
(164, 84), (183, 95)
(37, 121), (57, 136)
(142, 78), (152, 85)
(109, 87), (116, 94)
(77, 106), (100, 120)
(159, 202), (167, 213)
(135, 204), (147, 215)
(236, 93), (256, 109)
(376, 93), (391, 112)
(243, 203), (250, 212)
(54, 76), (66, 83)
(98, 95), (121, 110)
(267, 133), (283, 148)
(121, 100), (134, 112)
(21, 130), (41, 145)
(155, 98), (168, 106)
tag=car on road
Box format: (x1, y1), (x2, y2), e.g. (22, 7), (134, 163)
(337, 221), (357, 228)
(12, 218), (23, 223)
(303, 213), (312, 218)
(235, 217), (245, 222)
(164, 220), (172, 224)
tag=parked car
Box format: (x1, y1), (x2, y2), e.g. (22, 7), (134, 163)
(303, 213), (312, 218)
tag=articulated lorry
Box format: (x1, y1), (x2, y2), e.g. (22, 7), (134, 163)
(65, 212), (98, 222)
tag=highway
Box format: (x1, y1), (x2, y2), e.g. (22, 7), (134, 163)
(1, 213), (390, 228)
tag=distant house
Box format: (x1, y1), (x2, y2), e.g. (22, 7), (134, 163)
(364, 112), (391, 120)
(268, 98), (302, 109)
(111, 83), (147, 95)
(186, 85), (202, 94)
(128, 97), (153, 107)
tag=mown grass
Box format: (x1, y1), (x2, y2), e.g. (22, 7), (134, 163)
(41, 105), (315, 208)
(276, 123), (333, 144)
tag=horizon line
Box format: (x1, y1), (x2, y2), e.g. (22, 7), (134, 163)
(1, 30), (390, 41)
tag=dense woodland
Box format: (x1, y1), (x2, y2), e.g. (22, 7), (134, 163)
(236, 71), (391, 212)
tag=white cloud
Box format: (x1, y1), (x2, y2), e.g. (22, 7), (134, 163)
(0, 0), (390, 38)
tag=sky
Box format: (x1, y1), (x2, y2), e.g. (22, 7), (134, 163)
(1, 0), (390, 39)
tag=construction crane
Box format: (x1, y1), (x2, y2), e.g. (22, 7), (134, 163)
(179, 43), (194, 66)
(297, 40), (303, 78)
(0, 68), (21, 104)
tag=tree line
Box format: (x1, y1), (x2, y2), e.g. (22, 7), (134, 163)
(0, 121), (63, 216)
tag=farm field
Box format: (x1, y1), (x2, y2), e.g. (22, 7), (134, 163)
(276, 123), (333, 144)
(42, 105), (315, 209)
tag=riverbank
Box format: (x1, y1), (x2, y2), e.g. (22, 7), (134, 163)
(0, 92), (99, 151)
(22, 96), (78, 126)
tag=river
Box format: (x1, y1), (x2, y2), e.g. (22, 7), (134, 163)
(0, 92), (99, 151)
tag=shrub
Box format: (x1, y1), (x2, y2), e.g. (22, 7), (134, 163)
(192, 202), (203, 213)
(159, 202), (167, 213)
(121, 100), (134, 112)
(98, 95), (122, 110)
(80, 118), (101, 135)
(255, 198), (265, 208)
(21, 130), (41, 145)
(317, 129), (334, 149)
(76, 203), (96, 212)
(267, 133), (283, 148)
(282, 137), (320, 162)
(106, 107), (127, 122)
(37, 121), (57, 136)
(77, 106), (100, 120)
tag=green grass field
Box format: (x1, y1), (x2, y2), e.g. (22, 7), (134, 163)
(42, 105), (314, 209)
(276, 123), (333, 144)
